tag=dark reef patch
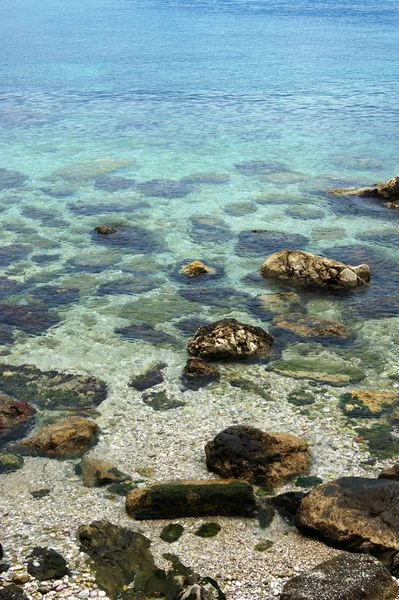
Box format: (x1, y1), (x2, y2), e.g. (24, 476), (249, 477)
(178, 286), (251, 309)
(235, 230), (308, 257)
(97, 275), (160, 296)
(94, 176), (136, 192)
(0, 245), (32, 267)
(92, 224), (167, 253)
(0, 168), (28, 190)
(136, 179), (194, 199)
(190, 217), (232, 244)
(0, 304), (60, 334)
(29, 285), (80, 308)
(234, 160), (289, 176)
(115, 323), (178, 346)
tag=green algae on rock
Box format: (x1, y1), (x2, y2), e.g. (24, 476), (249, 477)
(142, 390), (186, 411)
(160, 524), (184, 543)
(75, 457), (130, 488)
(356, 424), (399, 460)
(228, 379), (273, 401)
(0, 364), (107, 411)
(0, 452), (24, 474)
(194, 523), (221, 538)
(269, 358), (365, 385)
(126, 480), (257, 519)
(254, 539), (274, 552)
(287, 388), (316, 407)
(340, 390), (399, 418)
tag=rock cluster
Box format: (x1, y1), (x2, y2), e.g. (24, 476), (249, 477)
(260, 249), (370, 288)
(329, 175), (399, 208)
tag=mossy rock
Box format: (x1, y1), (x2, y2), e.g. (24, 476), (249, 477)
(107, 481), (138, 496)
(142, 391), (185, 411)
(194, 523), (221, 538)
(357, 424), (399, 459)
(0, 452), (24, 474)
(269, 359), (365, 386)
(254, 539), (274, 552)
(126, 480), (257, 519)
(31, 488), (51, 499)
(340, 390), (399, 418)
(287, 389), (316, 407)
(295, 476), (323, 488)
(160, 524), (184, 543)
(0, 364), (107, 410)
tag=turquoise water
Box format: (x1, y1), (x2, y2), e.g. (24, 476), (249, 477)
(0, 0), (398, 390)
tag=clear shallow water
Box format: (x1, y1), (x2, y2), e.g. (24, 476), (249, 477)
(0, 0), (399, 417)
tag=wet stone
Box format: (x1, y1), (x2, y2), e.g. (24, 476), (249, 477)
(234, 160), (289, 175)
(269, 358), (365, 386)
(295, 475), (323, 488)
(235, 230), (308, 257)
(75, 457), (130, 488)
(142, 390), (185, 411)
(26, 547), (68, 581)
(115, 323), (178, 346)
(181, 357), (220, 391)
(107, 481), (138, 496)
(0, 364), (107, 411)
(0, 168), (28, 190)
(269, 491), (307, 525)
(95, 224), (116, 235)
(0, 584), (29, 600)
(128, 363), (166, 391)
(180, 172), (230, 185)
(160, 524), (184, 543)
(194, 523), (221, 538)
(248, 292), (305, 321)
(270, 314), (352, 345)
(340, 390), (399, 418)
(0, 304), (60, 334)
(136, 178), (194, 198)
(285, 204), (325, 220)
(31, 488), (51, 498)
(170, 259), (223, 284)
(0, 393), (36, 446)
(94, 175), (136, 192)
(0, 452), (24, 474)
(92, 224), (167, 253)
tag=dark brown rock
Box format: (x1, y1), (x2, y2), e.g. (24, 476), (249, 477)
(181, 357), (220, 390)
(260, 249), (370, 289)
(94, 225), (116, 235)
(296, 477), (399, 568)
(188, 318), (275, 360)
(15, 416), (99, 458)
(379, 465), (399, 480)
(205, 425), (310, 485)
(271, 314), (349, 340)
(280, 553), (399, 600)
(329, 175), (399, 205)
(126, 479), (256, 519)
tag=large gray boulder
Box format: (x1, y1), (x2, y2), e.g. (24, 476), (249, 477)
(260, 249), (370, 288)
(280, 553), (399, 600)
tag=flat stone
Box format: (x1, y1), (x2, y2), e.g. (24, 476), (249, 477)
(75, 457), (130, 488)
(128, 363), (166, 391)
(268, 358), (365, 385)
(26, 547), (68, 581)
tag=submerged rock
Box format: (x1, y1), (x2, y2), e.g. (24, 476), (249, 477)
(181, 357), (220, 390)
(280, 553), (399, 600)
(126, 480), (256, 519)
(29, 285), (80, 308)
(128, 363), (166, 391)
(269, 358), (365, 385)
(142, 390), (185, 411)
(195, 523), (221, 538)
(0, 394), (35, 445)
(236, 230), (308, 257)
(379, 465), (399, 481)
(75, 457), (130, 488)
(136, 178), (194, 199)
(190, 216), (232, 244)
(160, 524), (184, 543)
(340, 390), (399, 418)
(0, 168), (28, 190)
(188, 318), (275, 360)
(178, 286), (250, 310)
(16, 416), (99, 458)
(205, 425), (310, 485)
(0, 364), (107, 411)
(248, 292), (304, 321)
(234, 160), (288, 175)
(260, 249), (370, 288)
(54, 158), (133, 180)
(0, 452), (24, 474)
(270, 314), (351, 343)
(26, 547), (68, 581)
(115, 323), (177, 346)
(92, 224), (167, 253)
(0, 244), (32, 267)
(0, 585), (29, 600)
(78, 520), (224, 600)
(97, 275), (160, 296)
(180, 172), (230, 185)
(94, 175), (136, 192)
(296, 477), (399, 568)
(0, 304), (60, 335)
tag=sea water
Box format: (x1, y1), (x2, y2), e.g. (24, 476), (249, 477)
(0, 0), (399, 446)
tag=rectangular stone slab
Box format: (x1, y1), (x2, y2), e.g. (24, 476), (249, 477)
(126, 479), (256, 519)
